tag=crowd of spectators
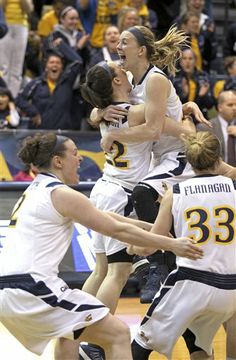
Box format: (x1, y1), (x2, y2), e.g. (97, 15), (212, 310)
(0, 0), (235, 133)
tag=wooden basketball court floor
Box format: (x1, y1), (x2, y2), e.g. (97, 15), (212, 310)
(0, 297), (226, 359)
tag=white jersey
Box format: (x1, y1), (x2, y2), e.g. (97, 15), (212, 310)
(172, 174), (236, 274)
(0, 173), (73, 278)
(129, 64), (184, 158)
(100, 102), (152, 190)
(0, 173), (110, 355)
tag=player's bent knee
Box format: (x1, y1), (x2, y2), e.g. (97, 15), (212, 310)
(92, 313), (130, 347)
(104, 318), (131, 348)
(132, 185), (158, 205)
(132, 185), (159, 223)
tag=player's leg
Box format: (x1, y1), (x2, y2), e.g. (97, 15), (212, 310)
(79, 256), (132, 360)
(80, 185), (134, 359)
(131, 153), (190, 303)
(133, 272), (194, 360)
(131, 339), (153, 360)
(96, 249), (133, 314)
(132, 183), (171, 302)
(56, 313), (132, 360)
(82, 253), (108, 296)
(182, 329), (211, 360)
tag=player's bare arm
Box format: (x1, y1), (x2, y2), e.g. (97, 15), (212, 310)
(100, 74), (169, 152)
(52, 186), (203, 259)
(107, 211), (153, 231)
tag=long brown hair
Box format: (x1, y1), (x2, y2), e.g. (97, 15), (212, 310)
(80, 63), (116, 108)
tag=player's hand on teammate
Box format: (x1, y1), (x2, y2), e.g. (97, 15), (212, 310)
(182, 101), (212, 128)
(173, 237), (204, 259)
(127, 238), (203, 259)
(101, 105), (128, 123)
(100, 132), (114, 153)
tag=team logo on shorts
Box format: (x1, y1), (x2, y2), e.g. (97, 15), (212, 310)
(162, 182), (168, 192)
(85, 314), (92, 322)
(140, 331), (149, 342)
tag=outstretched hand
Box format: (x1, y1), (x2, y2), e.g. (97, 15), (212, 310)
(127, 238), (203, 260)
(173, 237), (203, 259)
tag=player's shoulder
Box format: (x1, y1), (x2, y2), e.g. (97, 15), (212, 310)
(146, 72), (169, 91)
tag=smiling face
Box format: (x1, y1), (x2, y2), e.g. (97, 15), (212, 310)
(122, 10), (140, 31)
(185, 14), (200, 34)
(188, 0), (205, 12)
(61, 8), (79, 32)
(58, 139), (83, 185)
(104, 26), (120, 52)
(45, 55), (64, 82)
(117, 30), (141, 71)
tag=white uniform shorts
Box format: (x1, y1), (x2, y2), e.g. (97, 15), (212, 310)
(140, 151), (194, 197)
(134, 267), (236, 359)
(90, 178), (136, 256)
(0, 273), (109, 355)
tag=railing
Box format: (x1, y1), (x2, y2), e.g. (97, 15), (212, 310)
(0, 181), (96, 191)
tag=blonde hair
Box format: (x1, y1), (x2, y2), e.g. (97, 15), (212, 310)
(182, 131), (221, 171)
(128, 25), (189, 76)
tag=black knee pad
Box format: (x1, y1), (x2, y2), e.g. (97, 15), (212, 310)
(132, 184), (160, 223)
(182, 328), (203, 354)
(107, 248), (133, 264)
(131, 340), (152, 360)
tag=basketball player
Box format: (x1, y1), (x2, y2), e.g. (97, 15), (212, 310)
(0, 132), (203, 360)
(80, 59), (197, 306)
(131, 131), (236, 360)
(79, 59), (197, 359)
(89, 27), (210, 308)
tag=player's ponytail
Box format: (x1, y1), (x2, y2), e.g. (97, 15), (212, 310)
(182, 131), (221, 171)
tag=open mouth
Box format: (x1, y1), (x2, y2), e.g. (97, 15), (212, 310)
(118, 54), (126, 65)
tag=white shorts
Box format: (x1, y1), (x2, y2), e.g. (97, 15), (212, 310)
(0, 274), (109, 355)
(90, 178), (136, 256)
(141, 151), (194, 197)
(134, 267), (236, 359)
